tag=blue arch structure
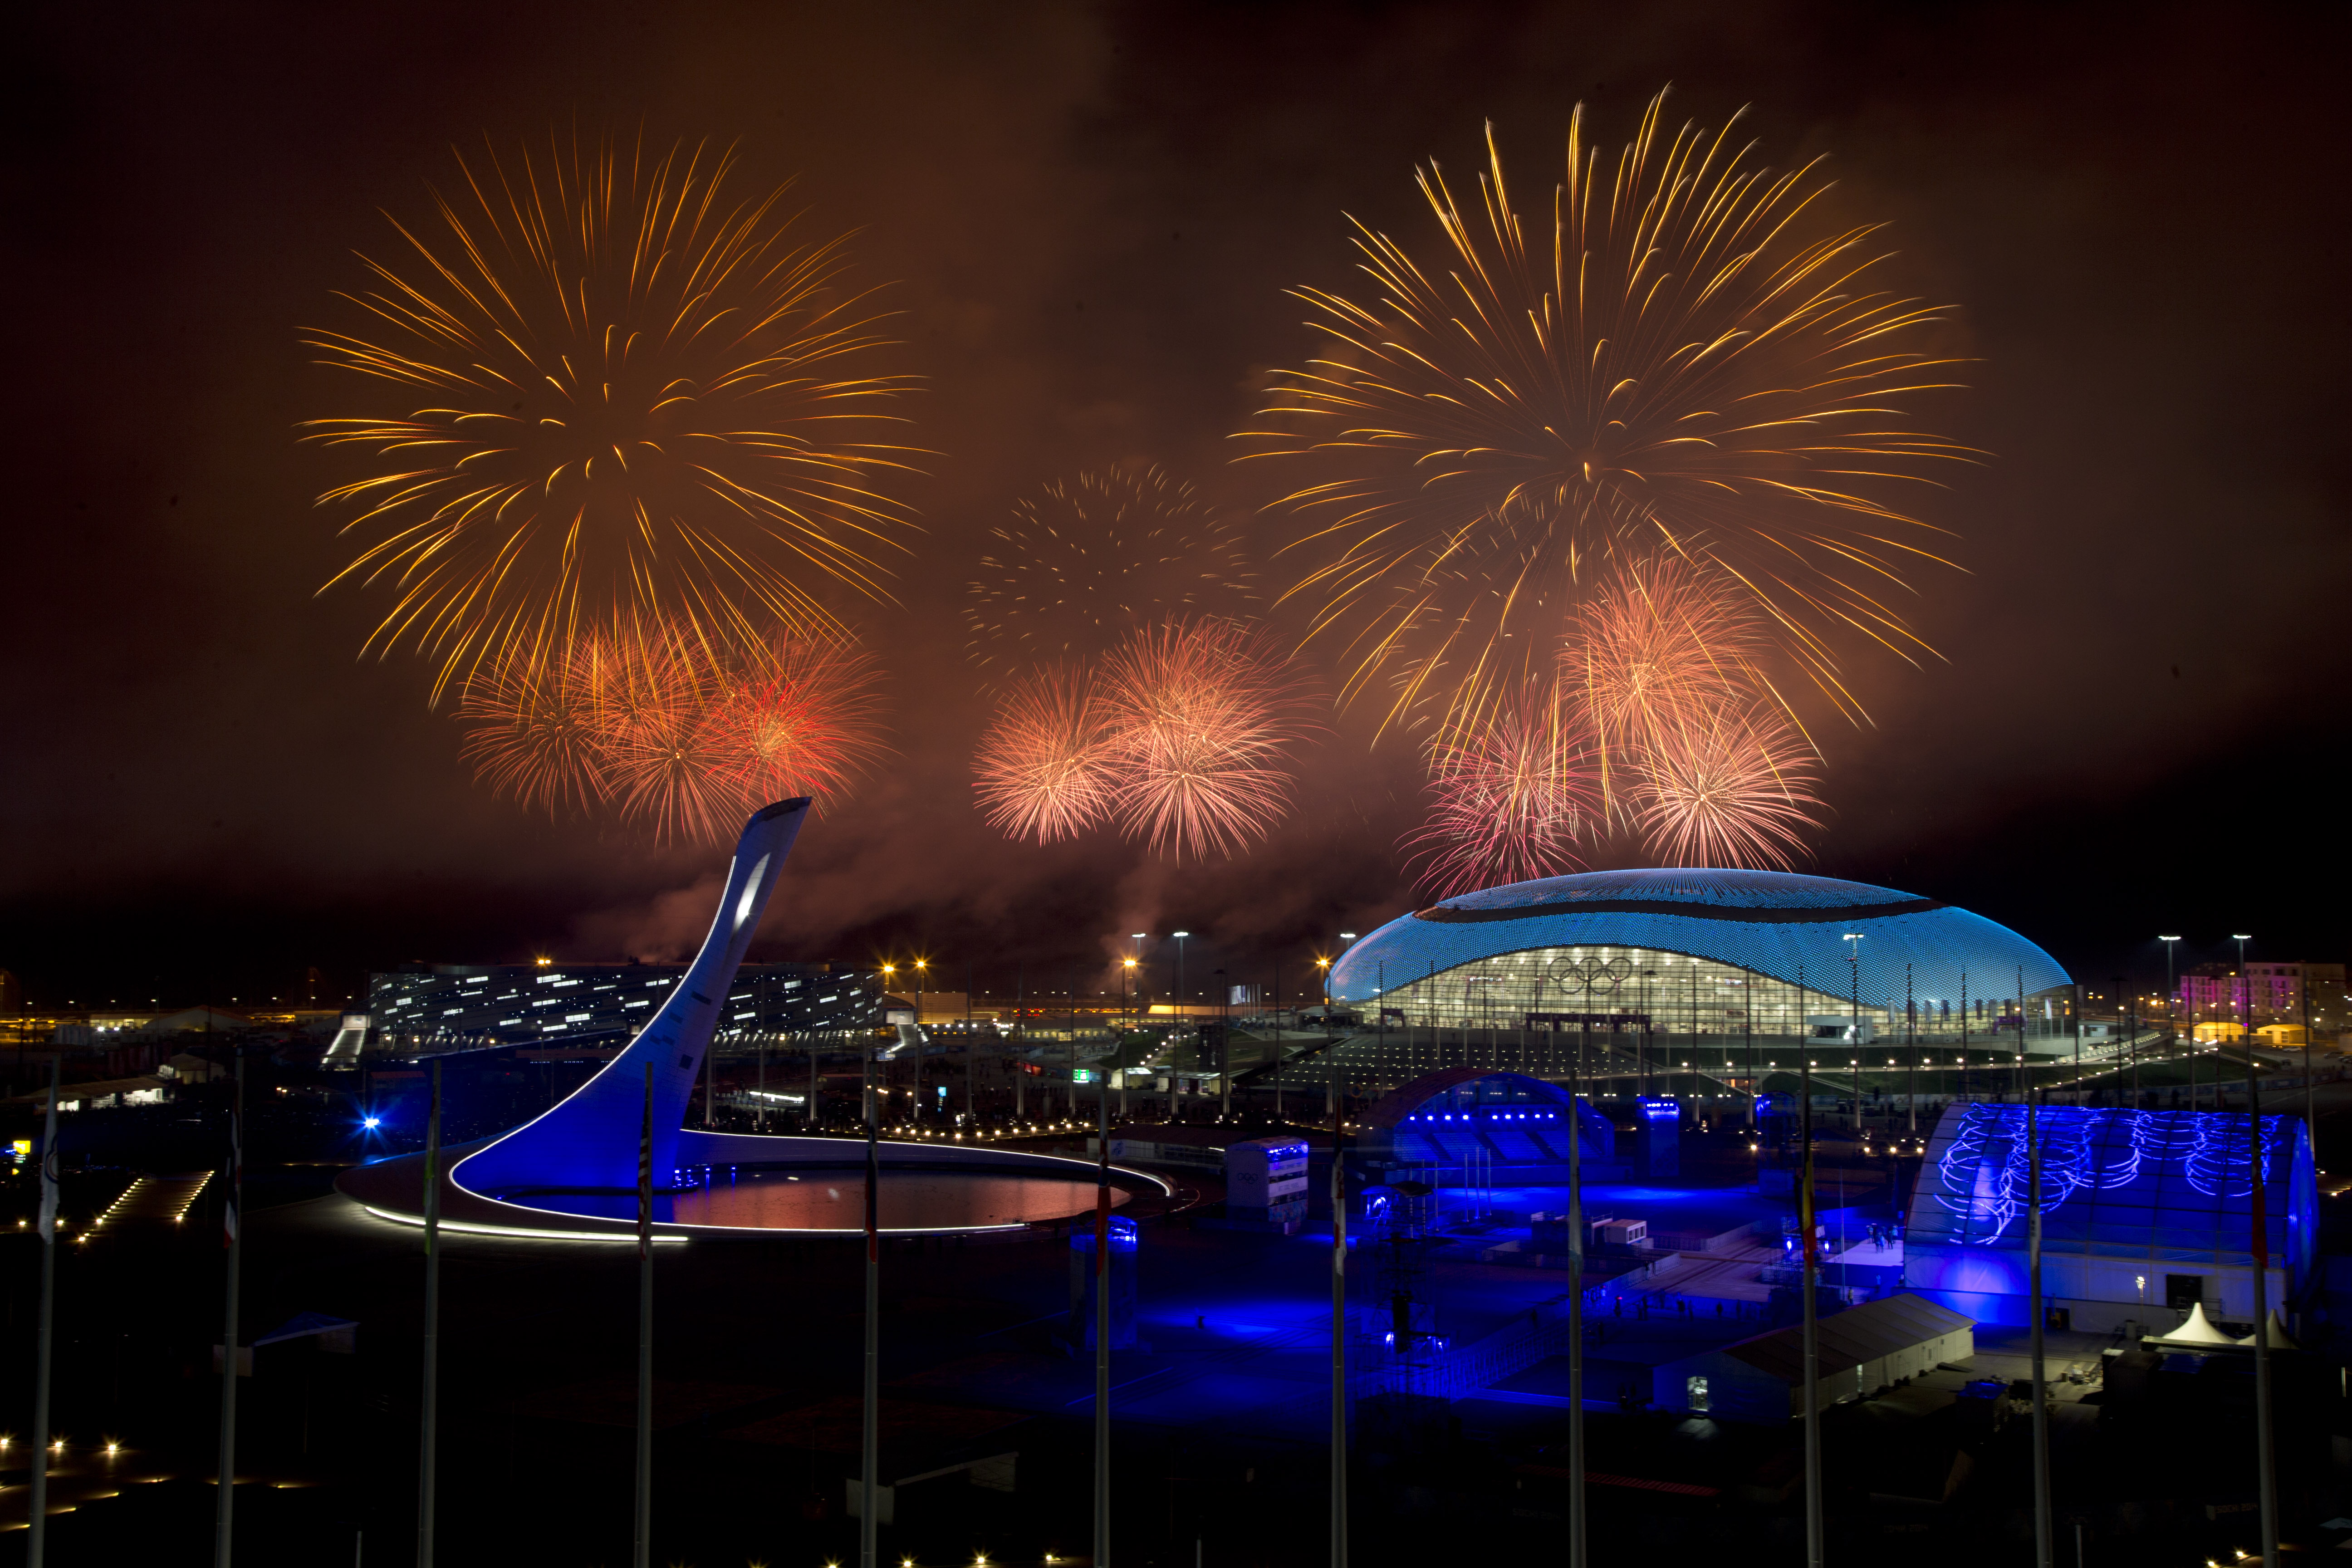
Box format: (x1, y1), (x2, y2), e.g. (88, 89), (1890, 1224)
(1356, 1068), (1614, 1171)
(1328, 868), (2068, 1012)
(455, 799), (812, 1197)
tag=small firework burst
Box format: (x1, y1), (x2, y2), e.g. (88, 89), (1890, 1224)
(1631, 701), (1823, 869)
(962, 465), (1253, 682)
(971, 663), (1118, 844)
(1405, 679), (1598, 896)
(1095, 618), (1317, 860)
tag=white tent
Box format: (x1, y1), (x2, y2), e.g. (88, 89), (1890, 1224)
(2237, 1310), (2298, 1349)
(2146, 1302), (2237, 1347)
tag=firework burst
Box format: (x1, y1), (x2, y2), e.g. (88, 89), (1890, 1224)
(1242, 88), (1971, 733)
(1569, 552), (1775, 806)
(1630, 700), (1823, 869)
(1096, 618), (1318, 860)
(1404, 678), (1597, 896)
(962, 465), (1253, 681)
(306, 131), (922, 695)
(457, 615), (884, 843)
(971, 663), (1118, 844)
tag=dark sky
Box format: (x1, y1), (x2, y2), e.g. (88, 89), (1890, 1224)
(6, 1), (2348, 1010)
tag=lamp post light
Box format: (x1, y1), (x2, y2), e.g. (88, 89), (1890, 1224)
(1173, 932), (1190, 1019)
(2159, 936), (2182, 1094)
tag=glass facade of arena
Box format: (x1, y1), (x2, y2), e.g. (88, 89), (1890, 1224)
(1373, 946), (1890, 1041)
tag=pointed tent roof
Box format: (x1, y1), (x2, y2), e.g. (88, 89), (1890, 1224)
(2148, 1302), (2237, 1346)
(2238, 1310), (2298, 1349)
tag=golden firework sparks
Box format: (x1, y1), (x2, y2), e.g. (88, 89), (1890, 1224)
(305, 130), (923, 696)
(1241, 88), (1973, 736)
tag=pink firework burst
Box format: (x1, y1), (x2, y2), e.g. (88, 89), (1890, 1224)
(972, 663), (1118, 844)
(1405, 680), (1599, 896)
(1096, 618), (1317, 861)
(1568, 553), (1767, 802)
(1632, 700), (1823, 869)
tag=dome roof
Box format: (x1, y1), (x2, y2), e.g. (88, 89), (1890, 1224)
(1328, 867), (2068, 1011)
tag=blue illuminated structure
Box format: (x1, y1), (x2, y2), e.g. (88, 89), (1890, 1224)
(435, 799), (1168, 1236)
(1356, 1068), (1617, 1180)
(1328, 868), (2068, 1018)
(456, 799), (813, 1198)
(1904, 1101), (2317, 1329)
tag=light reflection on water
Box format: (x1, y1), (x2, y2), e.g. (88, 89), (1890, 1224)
(514, 1168), (1132, 1231)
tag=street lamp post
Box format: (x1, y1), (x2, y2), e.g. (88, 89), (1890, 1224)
(2160, 936), (2182, 1100)
(880, 965), (897, 1131)
(914, 960), (928, 1124)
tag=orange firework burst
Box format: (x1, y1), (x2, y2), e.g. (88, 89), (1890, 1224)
(1242, 88), (1971, 733)
(458, 615), (884, 843)
(1630, 700), (1823, 869)
(1404, 678), (1597, 896)
(1095, 618), (1318, 860)
(306, 131), (921, 695)
(962, 465), (1254, 683)
(971, 663), (1117, 844)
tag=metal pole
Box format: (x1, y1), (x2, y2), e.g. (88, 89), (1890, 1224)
(1567, 1017), (1587, 1568)
(28, 1055), (60, 1568)
(862, 1041), (881, 1568)
(632, 1065), (653, 1568)
(1330, 1027), (1347, 1568)
(2029, 1078), (2052, 1568)
(216, 1044), (244, 1568)
(417, 1059), (442, 1568)
(2241, 936), (2278, 1568)
(1800, 1054), (1821, 1568)
(1094, 1055), (1112, 1568)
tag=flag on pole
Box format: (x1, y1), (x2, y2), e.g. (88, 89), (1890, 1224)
(36, 1062), (60, 1242)
(2249, 1114), (2270, 1271)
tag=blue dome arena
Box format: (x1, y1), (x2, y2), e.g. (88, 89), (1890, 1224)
(1327, 868), (2071, 1044)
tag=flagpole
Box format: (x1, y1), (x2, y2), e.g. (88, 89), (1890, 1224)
(1566, 1019), (1586, 1568)
(27, 1055), (60, 1568)
(2242, 942), (2278, 1568)
(1093, 1056), (1112, 1568)
(417, 1058), (442, 1568)
(1329, 1033), (1347, 1568)
(632, 1064), (653, 1568)
(216, 1044), (245, 1568)
(1800, 1053), (1821, 1568)
(862, 1039), (881, 1568)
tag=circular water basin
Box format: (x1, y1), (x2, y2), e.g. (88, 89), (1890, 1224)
(491, 1163), (1137, 1233)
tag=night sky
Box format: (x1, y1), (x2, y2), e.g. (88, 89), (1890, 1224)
(7, 2), (2348, 1011)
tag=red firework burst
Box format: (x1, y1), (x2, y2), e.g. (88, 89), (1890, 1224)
(458, 615), (883, 842)
(1405, 680), (1598, 896)
(971, 663), (1118, 844)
